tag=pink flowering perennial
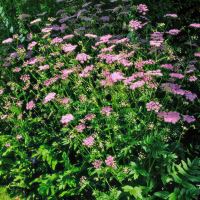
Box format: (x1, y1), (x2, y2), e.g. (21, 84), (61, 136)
(105, 156), (116, 168)
(137, 4), (148, 15)
(76, 53), (91, 63)
(158, 111), (180, 124)
(92, 160), (102, 169)
(146, 101), (161, 113)
(129, 20), (143, 30)
(60, 114), (74, 125)
(43, 92), (56, 104)
(101, 106), (112, 116)
(83, 136), (94, 147)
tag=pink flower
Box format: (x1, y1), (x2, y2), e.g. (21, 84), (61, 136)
(41, 27), (52, 33)
(20, 74), (30, 82)
(83, 136), (94, 147)
(30, 18), (41, 25)
(85, 33), (97, 38)
(119, 59), (133, 67)
(105, 156), (116, 168)
(83, 113), (96, 121)
(135, 60), (155, 70)
(183, 115), (196, 123)
(100, 34), (112, 42)
(26, 100), (36, 110)
(75, 123), (86, 132)
(167, 29), (181, 35)
(60, 114), (74, 125)
(129, 20), (143, 30)
(164, 13), (178, 18)
(158, 111), (180, 124)
(43, 92), (56, 104)
(189, 76), (197, 82)
(184, 91), (197, 102)
(137, 4), (148, 15)
(76, 53), (91, 63)
(5, 143), (11, 147)
(60, 97), (70, 104)
(2, 38), (13, 44)
(110, 71), (124, 82)
(101, 106), (112, 116)
(169, 73), (184, 79)
(62, 44), (77, 53)
(146, 101), (161, 112)
(51, 37), (63, 44)
(39, 64), (50, 71)
(101, 45), (116, 53)
(150, 32), (164, 47)
(0, 89), (4, 95)
(79, 65), (94, 77)
(92, 160), (102, 169)
(194, 52), (200, 57)
(161, 64), (174, 70)
(63, 34), (74, 40)
(28, 41), (37, 50)
(12, 67), (21, 73)
(130, 80), (145, 90)
(61, 69), (74, 79)
(43, 76), (59, 87)
(189, 23), (200, 28)
(27, 57), (39, 65)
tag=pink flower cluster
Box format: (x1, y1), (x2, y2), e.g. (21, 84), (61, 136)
(76, 53), (91, 63)
(2, 38), (13, 44)
(146, 101), (162, 112)
(158, 112), (196, 124)
(164, 13), (178, 18)
(60, 114), (74, 125)
(92, 156), (116, 169)
(44, 75), (60, 87)
(75, 123), (86, 132)
(28, 41), (37, 50)
(79, 65), (94, 77)
(161, 83), (197, 101)
(92, 160), (102, 169)
(158, 111), (180, 124)
(62, 44), (77, 53)
(39, 64), (50, 71)
(137, 4), (148, 15)
(83, 136), (95, 147)
(169, 73), (184, 79)
(135, 59), (155, 70)
(161, 64), (174, 70)
(129, 20), (143, 30)
(105, 156), (116, 168)
(150, 32), (164, 47)
(183, 115), (196, 123)
(26, 100), (36, 110)
(167, 29), (181, 35)
(61, 69), (74, 79)
(98, 53), (133, 67)
(51, 37), (63, 44)
(189, 23), (200, 28)
(100, 70), (124, 86)
(43, 92), (56, 104)
(101, 106), (112, 116)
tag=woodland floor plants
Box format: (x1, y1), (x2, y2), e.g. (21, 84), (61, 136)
(0, 0), (199, 199)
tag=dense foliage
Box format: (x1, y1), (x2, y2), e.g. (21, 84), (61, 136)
(0, 0), (199, 199)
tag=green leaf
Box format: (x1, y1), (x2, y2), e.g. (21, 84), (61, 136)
(122, 185), (143, 199)
(154, 191), (170, 199)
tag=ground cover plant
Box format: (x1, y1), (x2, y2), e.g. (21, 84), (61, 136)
(0, 0), (200, 199)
